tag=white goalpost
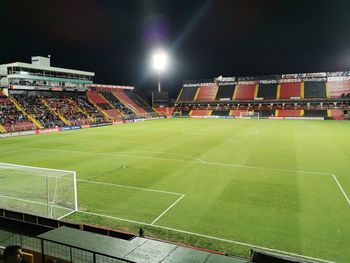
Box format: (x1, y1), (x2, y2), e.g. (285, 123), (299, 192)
(0, 162), (77, 220)
(239, 111), (260, 119)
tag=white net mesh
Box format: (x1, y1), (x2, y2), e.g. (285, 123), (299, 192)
(0, 163), (77, 219)
(239, 111), (260, 119)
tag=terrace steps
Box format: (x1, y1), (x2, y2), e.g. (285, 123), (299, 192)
(41, 98), (71, 126)
(68, 98), (94, 122)
(9, 97), (43, 129)
(86, 94), (111, 120)
(112, 91), (146, 115)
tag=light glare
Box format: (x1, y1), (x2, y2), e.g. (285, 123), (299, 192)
(152, 51), (168, 71)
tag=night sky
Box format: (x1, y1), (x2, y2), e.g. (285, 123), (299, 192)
(1, 0), (350, 99)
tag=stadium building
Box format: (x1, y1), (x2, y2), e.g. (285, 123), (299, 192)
(174, 73), (350, 120)
(0, 56), (159, 134)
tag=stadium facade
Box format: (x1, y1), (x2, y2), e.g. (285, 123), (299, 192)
(175, 72), (350, 119)
(0, 56), (159, 135)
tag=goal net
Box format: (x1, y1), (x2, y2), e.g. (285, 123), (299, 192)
(239, 111), (260, 119)
(0, 163), (77, 220)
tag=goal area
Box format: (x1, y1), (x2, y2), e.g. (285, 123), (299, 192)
(0, 163), (77, 220)
(239, 111), (260, 119)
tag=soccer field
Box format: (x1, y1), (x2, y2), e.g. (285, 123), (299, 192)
(0, 119), (349, 262)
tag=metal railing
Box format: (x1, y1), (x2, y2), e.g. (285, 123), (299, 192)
(0, 229), (136, 263)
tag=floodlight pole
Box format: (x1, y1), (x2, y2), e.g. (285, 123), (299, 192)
(157, 70), (161, 93)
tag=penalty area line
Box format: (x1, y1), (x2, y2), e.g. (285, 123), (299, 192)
(150, 194), (185, 225)
(75, 210), (335, 263)
(332, 174), (350, 207)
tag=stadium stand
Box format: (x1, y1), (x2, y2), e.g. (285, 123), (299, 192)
(177, 86), (198, 101)
(0, 94), (39, 131)
(304, 81), (327, 98)
(124, 90), (156, 114)
(113, 90), (148, 115)
(101, 91), (135, 117)
(14, 95), (64, 128)
(328, 80), (350, 98)
(276, 110), (302, 117)
(154, 106), (174, 117)
(190, 109), (212, 117)
(46, 97), (92, 125)
(230, 109), (248, 117)
(195, 85), (218, 101)
(75, 95), (107, 123)
(304, 110), (328, 117)
(234, 83), (257, 100)
(278, 82), (301, 99)
(215, 85), (236, 100)
(212, 109), (230, 116)
(87, 91), (123, 119)
(329, 109), (344, 120)
(257, 83), (278, 99)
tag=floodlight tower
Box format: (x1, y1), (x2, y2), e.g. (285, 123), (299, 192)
(152, 50), (168, 92)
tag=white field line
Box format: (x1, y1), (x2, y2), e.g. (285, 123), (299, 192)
(0, 194), (73, 212)
(78, 179), (184, 196)
(57, 210), (77, 220)
(0, 148), (31, 155)
(332, 174), (350, 207)
(26, 147), (333, 176)
(150, 194), (185, 225)
(76, 210), (335, 263)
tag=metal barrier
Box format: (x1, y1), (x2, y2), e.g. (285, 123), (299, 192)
(0, 229), (136, 263)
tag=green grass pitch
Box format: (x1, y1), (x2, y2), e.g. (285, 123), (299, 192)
(0, 118), (349, 262)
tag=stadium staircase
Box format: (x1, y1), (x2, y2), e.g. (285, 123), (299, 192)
(195, 85), (218, 101)
(9, 97), (43, 129)
(68, 98), (95, 123)
(0, 124), (6, 133)
(41, 98), (71, 126)
(112, 90), (148, 115)
(124, 90), (157, 114)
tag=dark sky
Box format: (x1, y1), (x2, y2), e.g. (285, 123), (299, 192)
(1, 0), (350, 99)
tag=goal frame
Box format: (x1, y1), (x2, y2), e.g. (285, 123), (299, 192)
(0, 162), (78, 220)
(239, 111), (260, 119)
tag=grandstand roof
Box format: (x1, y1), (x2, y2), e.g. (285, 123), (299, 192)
(0, 61), (95, 76)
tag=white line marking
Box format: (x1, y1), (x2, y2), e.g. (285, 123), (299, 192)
(25, 147), (333, 176)
(150, 194), (185, 225)
(76, 210), (335, 263)
(78, 179), (184, 196)
(332, 174), (350, 207)
(119, 150), (206, 163)
(57, 210), (77, 220)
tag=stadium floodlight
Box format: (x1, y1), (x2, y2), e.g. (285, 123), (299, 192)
(152, 50), (168, 92)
